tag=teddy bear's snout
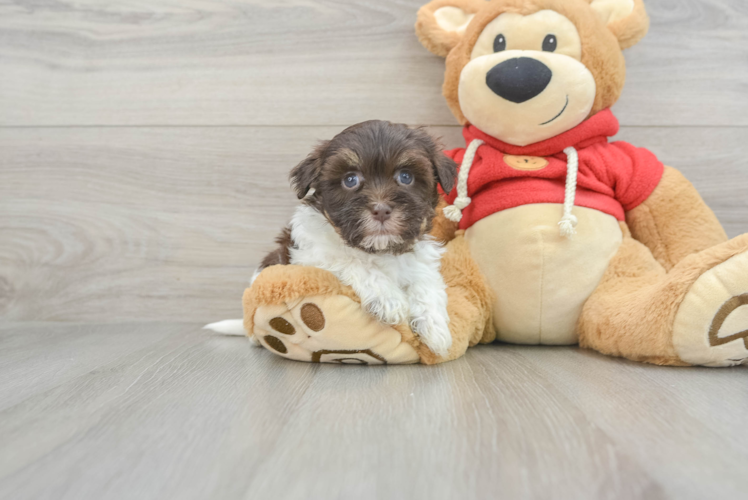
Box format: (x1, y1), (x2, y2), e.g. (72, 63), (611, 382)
(485, 57), (552, 104)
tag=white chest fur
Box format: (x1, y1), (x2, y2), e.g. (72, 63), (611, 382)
(288, 205), (453, 356)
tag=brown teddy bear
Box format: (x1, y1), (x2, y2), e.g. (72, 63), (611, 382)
(243, 0), (748, 367)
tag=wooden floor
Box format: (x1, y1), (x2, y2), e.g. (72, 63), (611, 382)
(2, 0), (748, 498)
(0, 322), (746, 500)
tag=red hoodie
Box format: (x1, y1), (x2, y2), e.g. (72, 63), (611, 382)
(442, 109), (664, 230)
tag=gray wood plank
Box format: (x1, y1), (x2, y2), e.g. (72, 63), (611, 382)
(2, 125), (746, 323)
(512, 347), (748, 499)
(0, 322), (191, 412)
(0, 323), (744, 500)
(0, 0), (746, 127)
(0, 324), (302, 498)
(242, 346), (659, 500)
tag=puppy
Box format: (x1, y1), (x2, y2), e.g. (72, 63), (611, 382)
(259, 120), (458, 356)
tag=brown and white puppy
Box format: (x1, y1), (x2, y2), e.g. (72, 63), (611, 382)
(262, 120), (457, 262)
(258, 120), (458, 356)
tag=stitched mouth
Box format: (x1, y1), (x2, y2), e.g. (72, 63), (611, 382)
(540, 95), (569, 126)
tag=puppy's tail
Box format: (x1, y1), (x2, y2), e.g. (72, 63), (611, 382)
(203, 319), (246, 336)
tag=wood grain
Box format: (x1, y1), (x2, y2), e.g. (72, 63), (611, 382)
(2, 125), (746, 322)
(515, 347), (748, 499)
(2, 1), (747, 498)
(0, 322), (188, 412)
(0, 0), (746, 127)
(0, 322), (744, 500)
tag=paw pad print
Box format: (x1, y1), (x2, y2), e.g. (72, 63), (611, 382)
(674, 252), (748, 367)
(300, 303), (325, 331)
(251, 295), (420, 365)
(260, 303), (326, 356)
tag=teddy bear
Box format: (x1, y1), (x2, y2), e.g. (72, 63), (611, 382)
(242, 0), (748, 367)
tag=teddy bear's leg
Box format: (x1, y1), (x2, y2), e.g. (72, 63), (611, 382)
(243, 234), (494, 365)
(244, 265), (419, 365)
(418, 233), (496, 364)
(578, 225), (748, 367)
(626, 167), (729, 270)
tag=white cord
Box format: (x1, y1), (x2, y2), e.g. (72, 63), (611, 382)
(443, 139), (484, 223)
(558, 146), (579, 238)
(444, 141), (579, 237)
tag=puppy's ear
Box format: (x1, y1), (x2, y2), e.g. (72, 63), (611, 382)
(416, 128), (459, 193)
(590, 0), (650, 49)
(289, 141), (328, 199)
(415, 0), (486, 57)
(433, 152), (459, 194)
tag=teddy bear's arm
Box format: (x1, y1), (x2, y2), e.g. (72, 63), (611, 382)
(429, 197), (460, 243)
(625, 166), (728, 271)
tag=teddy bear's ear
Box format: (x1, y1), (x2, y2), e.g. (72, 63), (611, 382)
(589, 0), (650, 49)
(415, 0), (486, 57)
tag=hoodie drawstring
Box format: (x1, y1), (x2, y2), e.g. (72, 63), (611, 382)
(558, 146), (579, 238)
(443, 139), (483, 223)
(443, 142), (580, 239)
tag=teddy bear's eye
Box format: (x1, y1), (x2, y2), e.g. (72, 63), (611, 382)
(542, 34), (557, 52)
(493, 34), (507, 52)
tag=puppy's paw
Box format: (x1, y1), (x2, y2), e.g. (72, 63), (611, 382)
(411, 314), (452, 358)
(365, 296), (410, 326)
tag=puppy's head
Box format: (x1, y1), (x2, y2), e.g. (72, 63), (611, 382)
(290, 120), (457, 254)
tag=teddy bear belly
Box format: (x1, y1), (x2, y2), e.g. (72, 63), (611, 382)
(464, 203), (623, 345)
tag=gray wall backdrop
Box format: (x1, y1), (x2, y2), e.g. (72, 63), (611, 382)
(1, 0), (747, 323)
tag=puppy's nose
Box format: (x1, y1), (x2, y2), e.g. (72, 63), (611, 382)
(371, 203), (392, 223)
(486, 57), (552, 104)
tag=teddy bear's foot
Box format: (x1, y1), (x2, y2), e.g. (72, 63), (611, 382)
(252, 295), (420, 365)
(673, 251), (748, 367)
(244, 265), (422, 365)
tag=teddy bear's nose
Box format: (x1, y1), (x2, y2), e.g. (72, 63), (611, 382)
(485, 57), (553, 104)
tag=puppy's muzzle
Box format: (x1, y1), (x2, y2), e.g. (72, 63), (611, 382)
(485, 57), (552, 104)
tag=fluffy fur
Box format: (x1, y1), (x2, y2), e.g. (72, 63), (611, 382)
(579, 226), (748, 366)
(288, 205), (453, 356)
(242, 231), (496, 364)
(625, 167), (729, 271)
(287, 120), (458, 255)
(203, 319), (246, 336)
(252, 121), (458, 356)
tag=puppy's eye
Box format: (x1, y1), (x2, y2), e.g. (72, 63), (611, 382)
(494, 34), (507, 52)
(342, 173), (361, 190)
(396, 170), (414, 186)
(542, 34), (557, 52)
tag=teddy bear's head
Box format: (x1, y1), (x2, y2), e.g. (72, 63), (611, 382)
(416, 0), (650, 146)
